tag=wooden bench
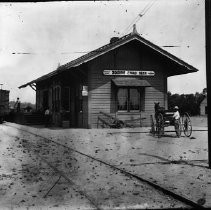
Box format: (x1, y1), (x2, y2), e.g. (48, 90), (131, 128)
(97, 111), (132, 128)
(123, 116), (147, 127)
(116, 112), (147, 127)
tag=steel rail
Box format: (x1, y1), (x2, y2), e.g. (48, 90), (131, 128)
(21, 138), (102, 210)
(6, 124), (205, 209)
(40, 155), (102, 210)
(108, 129), (208, 135)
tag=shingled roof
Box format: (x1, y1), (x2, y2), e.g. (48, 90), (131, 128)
(19, 31), (198, 89)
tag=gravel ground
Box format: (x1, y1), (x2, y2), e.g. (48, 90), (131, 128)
(0, 125), (96, 210)
(0, 116), (209, 209)
(0, 124), (189, 209)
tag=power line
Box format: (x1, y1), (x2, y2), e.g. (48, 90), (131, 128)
(142, 0), (156, 16)
(121, 11), (144, 34)
(8, 45), (197, 55)
(9, 51), (89, 55)
(121, 0), (157, 35)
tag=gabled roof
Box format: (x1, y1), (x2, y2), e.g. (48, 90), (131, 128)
(19, 31), (198, 89)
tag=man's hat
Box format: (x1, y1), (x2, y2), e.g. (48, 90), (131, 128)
(174, 106), (179, 110)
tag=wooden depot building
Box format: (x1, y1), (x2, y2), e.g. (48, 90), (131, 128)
(19, 25), (198, 128)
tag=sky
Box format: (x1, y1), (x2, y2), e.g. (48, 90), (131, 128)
(0, 0), (206, 104)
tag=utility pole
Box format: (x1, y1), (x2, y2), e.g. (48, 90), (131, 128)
(205, 0), (211, 168)
(0, 84), (2, 105)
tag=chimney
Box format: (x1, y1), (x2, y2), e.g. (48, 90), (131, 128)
(132, 24), (139, 35)
(57, 62), (61, 70)
(110, 37), (120, 44)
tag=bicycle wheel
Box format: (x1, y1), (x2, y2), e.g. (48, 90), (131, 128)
(182, 113), (192, 137)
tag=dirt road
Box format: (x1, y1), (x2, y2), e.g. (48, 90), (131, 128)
(0, 119), (210, 209)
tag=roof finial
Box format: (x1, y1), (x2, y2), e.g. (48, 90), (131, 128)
(132, 24), (138, 34)
(57, 62), (61, 70)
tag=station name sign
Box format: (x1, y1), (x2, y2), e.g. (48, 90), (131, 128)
(103, 70), (155, 76)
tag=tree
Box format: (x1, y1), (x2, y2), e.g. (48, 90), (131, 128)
(203, 88), (207, 95)
(167, 91), (205, 116)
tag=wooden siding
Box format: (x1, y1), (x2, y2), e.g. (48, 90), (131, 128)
(0, 90), (9, 114)
(88, 41), (167, 128)
(200, 97), (207, 115)
(36, 70), (89, 128)
(35, 40), (169, 128)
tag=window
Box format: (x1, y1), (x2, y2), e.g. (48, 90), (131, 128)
(63, 87), (70, 111)
(205, 106), (208, 115)
(52, 86), (61, 112)
(117, 88), (141, 112)
(117, 88), (128, 111)
(43, 90), (49, 109)
(56, 87), (61, 112)
(129, 88), (140, 111)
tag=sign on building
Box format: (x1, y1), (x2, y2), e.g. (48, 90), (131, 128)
(103, 70), (155, 76)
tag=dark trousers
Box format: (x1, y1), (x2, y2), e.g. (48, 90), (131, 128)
(45, 115), (50, 127)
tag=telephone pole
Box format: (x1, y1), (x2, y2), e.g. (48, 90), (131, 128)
(205, 0), (211, 168)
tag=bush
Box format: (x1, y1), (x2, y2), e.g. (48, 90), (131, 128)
(168, 91), (205, 116)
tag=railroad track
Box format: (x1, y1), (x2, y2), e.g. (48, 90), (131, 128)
(0, 126), (101, 210)
(3, 123), (206, 209)
(37, 152), (101, 210)
(109, 129), (208, 135)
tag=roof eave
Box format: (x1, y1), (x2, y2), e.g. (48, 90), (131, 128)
(167, 68), (198, 77)
(19, 81), (36, 89)
(19, 33), (198, 88)
(18, 66), (67, 89)
(63, 34), (199, 73)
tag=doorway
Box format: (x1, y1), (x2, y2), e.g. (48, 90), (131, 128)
(43, 90), (49, 109)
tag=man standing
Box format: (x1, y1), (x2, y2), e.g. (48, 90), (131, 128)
(173, 106), (180, 121)
(44, 107), (50, 127)
(173, 106), (181, 137)
(14, 98), (21, 112)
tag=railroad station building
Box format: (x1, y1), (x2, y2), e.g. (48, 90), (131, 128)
(0, 89), (10, 114)
(19, 26), (198, 128)
(200, 96), (207, 115)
